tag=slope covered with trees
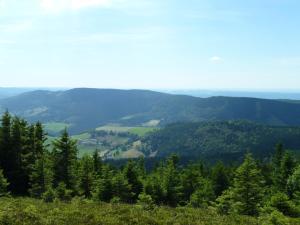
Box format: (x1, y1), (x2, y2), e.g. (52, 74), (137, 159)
(1, 112), (300, 224)
(142, 121), (300, 160)
(2, 88), (300, 133)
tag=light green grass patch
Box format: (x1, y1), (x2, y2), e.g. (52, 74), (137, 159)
(72, 132), (91, 140)
(44, 122), (71, 133)
(96, 124), (157, 137)
(96, 125), (132, 132)
(129, 127), (157, 137)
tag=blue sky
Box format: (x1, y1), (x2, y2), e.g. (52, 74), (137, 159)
(0, 0), (300, 90)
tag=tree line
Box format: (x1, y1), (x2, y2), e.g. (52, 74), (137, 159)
(0, 112), (300, 219)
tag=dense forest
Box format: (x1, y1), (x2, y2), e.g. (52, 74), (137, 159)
(143, 121), (300, 160)
(1, 112), (300, 224)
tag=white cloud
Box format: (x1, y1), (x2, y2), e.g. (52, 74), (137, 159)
(40, 0), (113, 12)
(0, 20), (33, 32)
(210, 56), (223, 63)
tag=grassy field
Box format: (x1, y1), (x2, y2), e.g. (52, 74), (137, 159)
(0, 197), (264, 225)
(44, 122), (71, 134)
(96, 124), (157, 137)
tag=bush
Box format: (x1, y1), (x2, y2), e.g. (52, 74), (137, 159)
(0, 169), (9, 197)
(216, 189), (234, 214)
(137, 193), (155, 210)
(56, 182), (73, 201)
(268, 192), (300, 217)
(259, 210), (290, 225)
(42, 187), (57, 203)
(190, 179), (215, 208)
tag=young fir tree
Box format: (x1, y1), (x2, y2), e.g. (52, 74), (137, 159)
(92, 164), (113, 202)
(143, 174), (165, 205)
(52, 129), (78, 194)
(10, 117), (27, 194)
(0, 169), (9, 197)
(230, 153), (264, 216)
(287, 165), (300, 201)
(279, 152), (296, 192)
(211, 161), (230, 197)
(21, 124), (36, 194)
(92, 149), (102, 175)
(180, 163), (204, 203)
(123, 160), (143, 203)
(0, 111), (11, 183)
(79, 154), (94, 198)
(29, 152), (54, 198)
(190, 178), (215, 208)
(111, 172), (132, 203)
(272, 143), (285, 189)
(162, 154), (182, 206)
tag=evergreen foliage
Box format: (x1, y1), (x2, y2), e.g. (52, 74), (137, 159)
(0, 112), (300, 223)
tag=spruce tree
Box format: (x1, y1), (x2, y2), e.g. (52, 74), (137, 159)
(111, 172), (132, 203)
(272, 143), (285, 189)
(52, 129), (78, 193)
(162, 154), (182, 206)
(144, 174), (165, 205)
(230, 153), (264, 216)
(10, 117), (26, 194)
(79, 155), (94, 198)
(0, 169), (9, 197)
(123, 160), (143, 203)
(0, 111), (11, 179)
(211, 161), (230, 197)
(92, 149), (102, 175)
(92, 164), (113, 202)
(29, 152), (54, 198)
(279, 152), (296, 192)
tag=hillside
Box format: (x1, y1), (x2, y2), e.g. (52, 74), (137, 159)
(2, 88), (300, 133)
(142, 121), (300, 161)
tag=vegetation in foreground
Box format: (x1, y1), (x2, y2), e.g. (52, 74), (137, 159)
(0, 197), (260, 225)
(1, 112), (300, 224)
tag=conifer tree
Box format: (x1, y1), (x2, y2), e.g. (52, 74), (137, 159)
(10, 117), (27, 194)
(52, 129), (78, 193)
(230, 153), (264, 216)
(272, 143), (285, 189)
(211, 161), (230, 197)
(92, 149), (102, 175)
(0, 169), (9, 197)
(162, 154), (182, 206)
(123, 160), (143, 203)
(35, 122), (47, 159)
(180, 163), (203, 202)
(144, 174), (165, 205)
(79, 155), (94, 198)
(92, 165), (113, 202)
(111, 172), (132, 203)
(0, 111), (11, 179)
(279, 152), (296, 192)
(29, 152), (54, 198)
(190, 178), (215, 208)
(287, 165), (300, 200)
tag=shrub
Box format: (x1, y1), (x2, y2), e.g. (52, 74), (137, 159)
(137, 193), (155, 210)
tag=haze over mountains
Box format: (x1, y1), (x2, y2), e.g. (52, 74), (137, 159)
(1, 88), (300, 134)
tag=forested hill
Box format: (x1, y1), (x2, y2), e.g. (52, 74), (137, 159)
(2, 88), (300, 133)
(142, 121), (300, 160)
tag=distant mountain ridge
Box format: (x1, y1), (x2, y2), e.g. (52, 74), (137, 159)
(1, 88), (300, 133)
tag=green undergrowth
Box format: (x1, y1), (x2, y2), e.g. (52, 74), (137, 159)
(0, 197), (261, 225)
